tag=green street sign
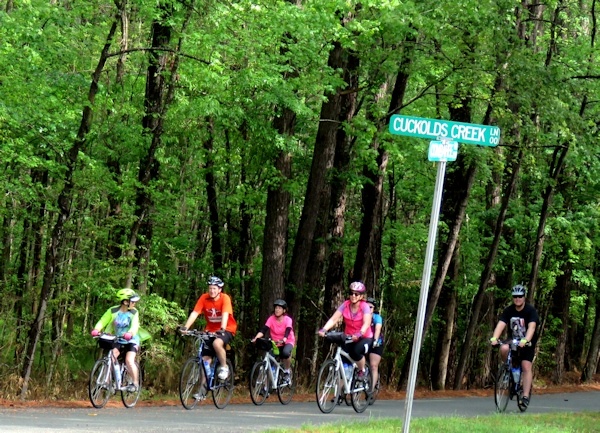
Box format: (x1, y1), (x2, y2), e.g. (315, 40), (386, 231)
(389, 114), (500, 147)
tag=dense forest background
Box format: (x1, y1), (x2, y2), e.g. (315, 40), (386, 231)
(1, 0), (599, 400)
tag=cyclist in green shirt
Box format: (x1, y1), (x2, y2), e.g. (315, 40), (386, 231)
(91, 288), (142, 392)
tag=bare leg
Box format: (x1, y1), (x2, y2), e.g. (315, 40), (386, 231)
(521, 360), (533, 397)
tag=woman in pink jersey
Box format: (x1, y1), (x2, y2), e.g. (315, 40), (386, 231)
(318, 281), (373, 382)
(252, 299), (295, 379)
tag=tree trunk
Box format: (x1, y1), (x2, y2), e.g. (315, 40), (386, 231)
(260, 124), (293, 322)
(353, 34), (414, 287)
(431, 254), (459, 390)
(453, 148), (523, 389)
(528, 144), (569, 301)
(552, 263), (572, 384)
(20, 20), (117, 399)
(287, 40), (344, 317)
(582, 271), (600, 382)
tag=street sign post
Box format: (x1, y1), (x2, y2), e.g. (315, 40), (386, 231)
(388, 115), (500, 433)
(389, 114), (500, 146)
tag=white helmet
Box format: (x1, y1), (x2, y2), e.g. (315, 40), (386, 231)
(511, 284), (527, 297)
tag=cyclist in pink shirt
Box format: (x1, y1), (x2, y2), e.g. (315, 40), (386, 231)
(252, 299), (295, 380)
(318, 281), (373, 382)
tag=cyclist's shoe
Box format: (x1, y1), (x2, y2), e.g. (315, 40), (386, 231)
(125, 384), (138, 393)
(259, 387), (269, 397)
(217, 365), (230, 381)
(330, 395), (344, 405)
(192, 391), (206, 400)
(356, 368), (366, 383)
(521, 396), (530, 409)
(283, 370), (291, 385)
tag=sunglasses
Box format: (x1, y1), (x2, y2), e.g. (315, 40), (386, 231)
(513, 295), (524, 299)
(349, 292), (362, 297)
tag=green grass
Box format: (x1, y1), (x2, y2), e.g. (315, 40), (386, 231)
(265, 412), (600, 433)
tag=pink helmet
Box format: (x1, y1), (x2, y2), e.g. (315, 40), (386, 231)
(349, 281), (366, 293)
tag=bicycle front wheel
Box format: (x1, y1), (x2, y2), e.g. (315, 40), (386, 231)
(249, 360), (269, 406)
(121, 361), (142, 408)
(277, 365), (295, 405)
(494, 364), (510, 412)
(179, 357), (204, 410)
(351, 366), (371, 413)
(316, 360), (340, 413)
(89, 358), (111, 408)
(212, 359), (234, 409)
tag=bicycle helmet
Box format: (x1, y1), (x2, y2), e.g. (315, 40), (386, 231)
(511, 284), (527, 297)
(366, 297), (377, 304)
(207, 276), (225, 288)
(349, 281), (366, 293)
(273, 299), (287, 309)
(116, 288), (141, 303)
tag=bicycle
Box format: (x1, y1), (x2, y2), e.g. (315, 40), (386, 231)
(493, 338), (531, 412)
(88, 334), (142, 408)
(315, 331), (371, 413)
(249, 337), (295, 405)
(179, 330), (235, 409)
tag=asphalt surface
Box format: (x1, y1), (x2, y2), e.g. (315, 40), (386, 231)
(0, 391), (598, 432)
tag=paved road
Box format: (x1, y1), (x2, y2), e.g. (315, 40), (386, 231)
(0, 391), (598, 432)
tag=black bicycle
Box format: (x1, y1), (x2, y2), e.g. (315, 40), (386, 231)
(494, 338), (531, 412)
(179, 330), (235, 409)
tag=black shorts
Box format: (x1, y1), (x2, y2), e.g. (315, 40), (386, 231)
(369, 344), (384, 357)
(201, 331), (233, 357)
(514, 344), (535, 363)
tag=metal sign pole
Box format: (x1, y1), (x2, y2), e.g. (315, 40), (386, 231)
(402, 159), (447, 433)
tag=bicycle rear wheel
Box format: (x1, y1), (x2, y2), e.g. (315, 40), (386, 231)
(494, 364), (510, 412)
(316, 360), (340, 413)
(212, 359), (234, 409)
(351, 366), (370, 413)
(121, 361), (142, 408)
(89, 358), (111, 408)
(179, 357), (205, 410)
(276, 365), (295, 405)
(249, 360), (269, 406)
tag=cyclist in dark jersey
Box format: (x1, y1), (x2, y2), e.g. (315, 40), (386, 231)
(490, 284), (539, 409)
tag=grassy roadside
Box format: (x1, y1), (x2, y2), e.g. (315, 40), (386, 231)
(265, 412), (600, 433)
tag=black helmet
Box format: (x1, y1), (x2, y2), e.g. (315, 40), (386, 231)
(366, 297), (377, 304)
(273, 299), (287, 309)
(207, 276), (224, 288)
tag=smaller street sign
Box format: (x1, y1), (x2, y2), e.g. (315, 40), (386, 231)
(428, 140), (458, 162)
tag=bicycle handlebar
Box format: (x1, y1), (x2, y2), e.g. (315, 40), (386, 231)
(179, 329), (217, 340)
(494, 338), (532, 348)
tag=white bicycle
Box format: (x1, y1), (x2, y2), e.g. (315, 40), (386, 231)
(316, 332), (371, 413)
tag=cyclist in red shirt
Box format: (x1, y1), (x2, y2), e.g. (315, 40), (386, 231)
(180, 276), (237, 380)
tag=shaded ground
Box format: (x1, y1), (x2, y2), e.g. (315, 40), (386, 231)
(2, 373), (599, 409)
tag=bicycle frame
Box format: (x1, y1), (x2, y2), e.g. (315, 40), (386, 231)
(332, 345), (365, 395)
(89, 334), (142, 408)
(262, 351), (286, 390)
(179, 329), (235, 410)
(494, 338), (530, 413)
(315, 332), (371, 414)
